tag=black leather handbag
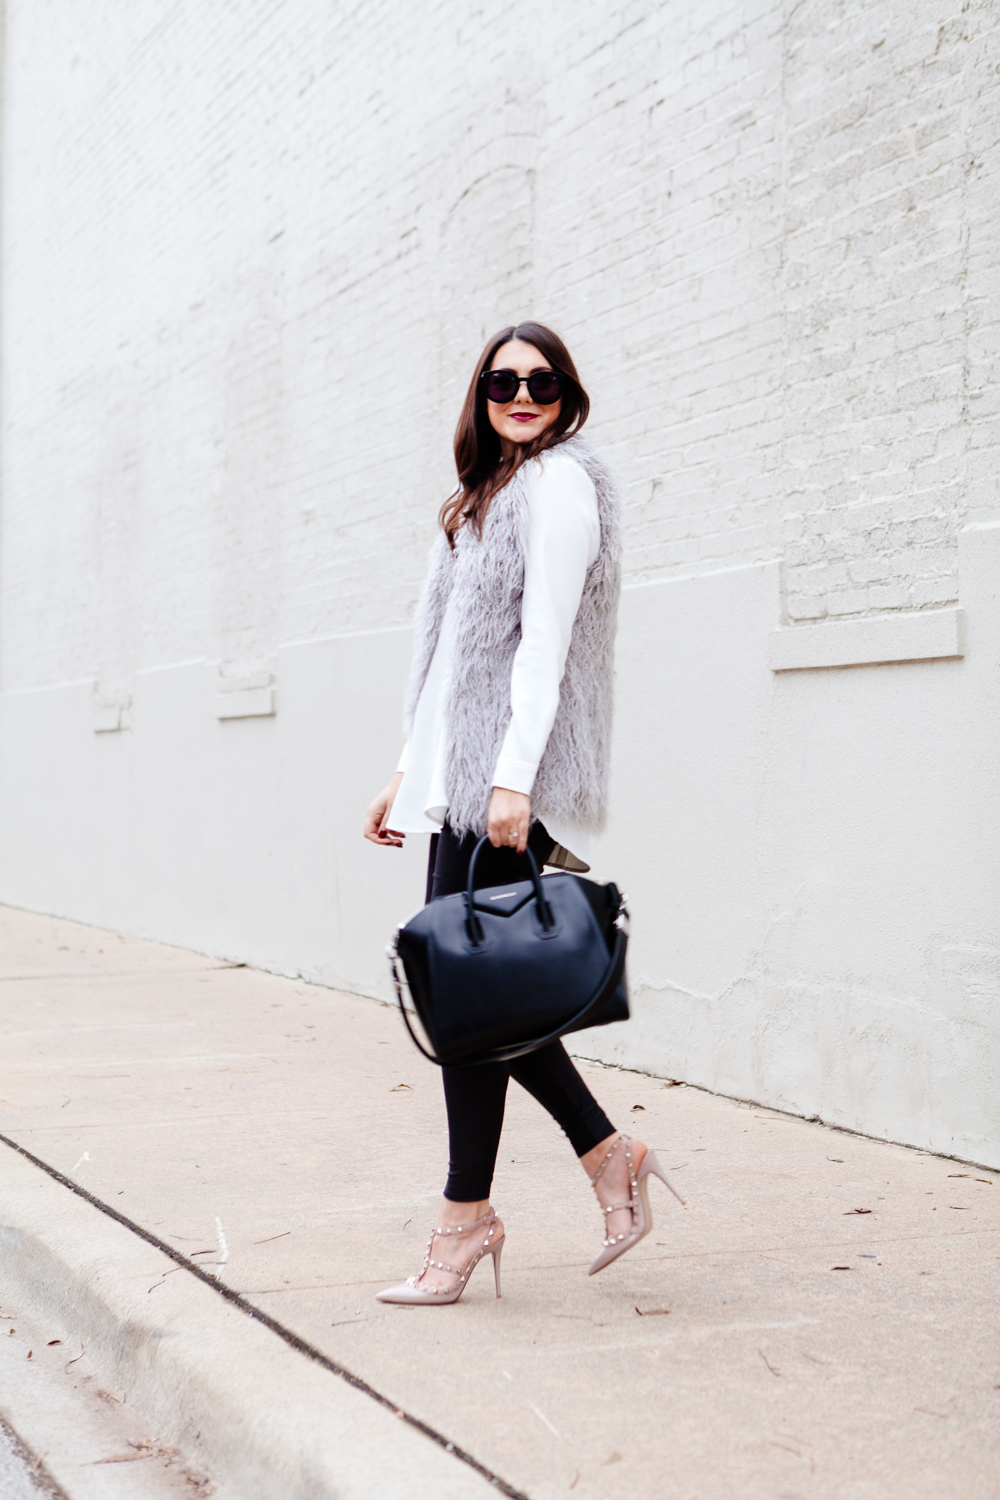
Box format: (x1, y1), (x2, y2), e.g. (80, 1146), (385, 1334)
(388, 835), (630, 1067)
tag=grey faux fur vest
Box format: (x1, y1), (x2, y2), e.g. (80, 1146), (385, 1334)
(403, 434), (622, 838)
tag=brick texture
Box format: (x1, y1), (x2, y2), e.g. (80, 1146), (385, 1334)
(1, 0), (997, 691)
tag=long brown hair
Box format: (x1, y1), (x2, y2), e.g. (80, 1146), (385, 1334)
(439, 322), (590, 547)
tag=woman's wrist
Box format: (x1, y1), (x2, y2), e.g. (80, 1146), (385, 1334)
(490, 757), (536, 798)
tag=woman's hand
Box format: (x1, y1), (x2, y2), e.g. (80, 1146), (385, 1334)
(488, 787), (531, 854)
(364, 773), (406, 848)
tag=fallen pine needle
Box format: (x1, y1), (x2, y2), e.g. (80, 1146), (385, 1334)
(89, 1440), (179, 1466)
(88, 1453), (153, 1465)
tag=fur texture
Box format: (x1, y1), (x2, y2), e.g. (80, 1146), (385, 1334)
(403, 435), (622, 837)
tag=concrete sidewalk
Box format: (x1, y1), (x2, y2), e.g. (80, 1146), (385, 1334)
(0, 903), (997, 1500)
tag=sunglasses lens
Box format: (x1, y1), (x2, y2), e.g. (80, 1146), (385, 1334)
(484, 371), (519, 402)
(527, 371), (563, 404)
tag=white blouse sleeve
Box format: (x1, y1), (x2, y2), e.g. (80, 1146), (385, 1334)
(491, 453), (600, 796)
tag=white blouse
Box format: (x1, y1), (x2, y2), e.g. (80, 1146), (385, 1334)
(391, 449), (600, 867)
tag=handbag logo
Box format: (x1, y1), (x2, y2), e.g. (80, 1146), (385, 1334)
(488, 891), (518, 900)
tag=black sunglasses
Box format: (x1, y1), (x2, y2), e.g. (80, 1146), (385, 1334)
(480, 367), (565, 405)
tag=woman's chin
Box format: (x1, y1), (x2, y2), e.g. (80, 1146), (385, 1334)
(505, 421), (545, 443)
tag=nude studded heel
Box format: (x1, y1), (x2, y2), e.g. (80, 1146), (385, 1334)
(587, 1134), (685, 1276)
(376, 1207), (505, 1305)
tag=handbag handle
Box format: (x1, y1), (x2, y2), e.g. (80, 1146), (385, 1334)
(464, 834), (553, 946)
(388, 897), (628, 1068)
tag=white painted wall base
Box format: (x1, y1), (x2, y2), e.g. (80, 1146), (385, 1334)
(2, 525), (997, 1168)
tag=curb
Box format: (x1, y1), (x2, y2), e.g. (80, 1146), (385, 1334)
(0, 1141), (502, 1500)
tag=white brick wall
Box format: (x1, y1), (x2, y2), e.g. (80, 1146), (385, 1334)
(777, 1), (999, 622)
(2, 0), (997, 696)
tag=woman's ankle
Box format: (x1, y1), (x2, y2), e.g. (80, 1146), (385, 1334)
(580, 1132), (647, 1182)
(437, 1196), (490, 1230)
(580, 1131), (622, 1180)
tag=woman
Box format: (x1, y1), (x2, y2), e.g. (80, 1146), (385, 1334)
(364, 322), (679, 1304)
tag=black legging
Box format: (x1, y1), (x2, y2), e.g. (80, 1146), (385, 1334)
(427, 822), (616, 1202)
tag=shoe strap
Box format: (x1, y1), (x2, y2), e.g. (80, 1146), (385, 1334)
(433, 1205), (496, 1237)
(588, 1133), (623, 1186)
(591, 1134), (640, 1241)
